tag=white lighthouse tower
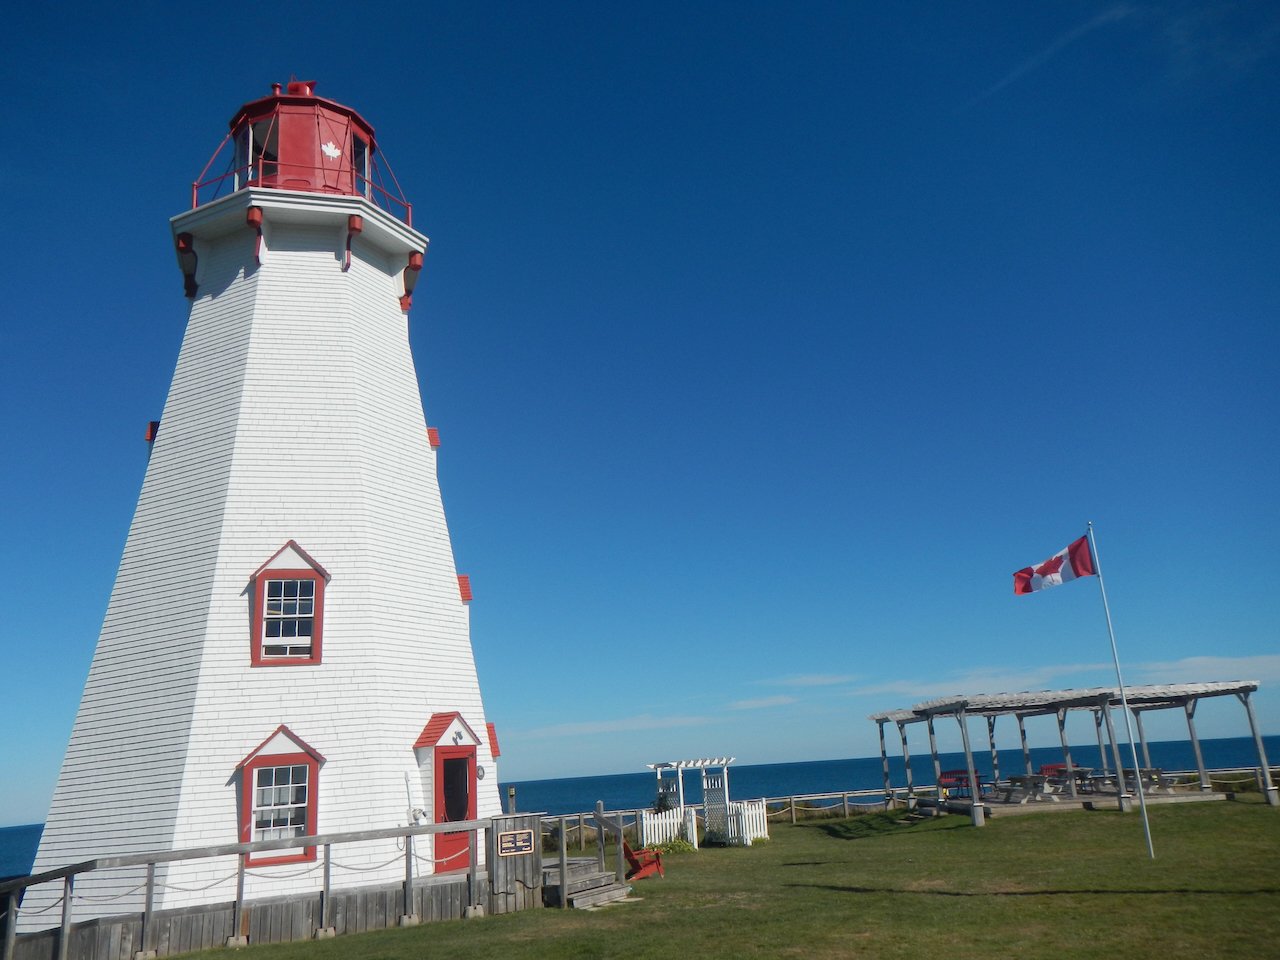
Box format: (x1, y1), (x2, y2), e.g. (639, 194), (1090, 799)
(23, 81), (501, 924)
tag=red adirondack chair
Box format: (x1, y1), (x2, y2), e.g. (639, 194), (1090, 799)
(623, 840), (664, 880)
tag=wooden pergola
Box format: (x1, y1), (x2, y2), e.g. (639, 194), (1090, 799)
(646, 757), (735, 812)
(869, 680), (1277, 825)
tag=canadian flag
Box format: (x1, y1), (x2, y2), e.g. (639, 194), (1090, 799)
(1013, 535), (1095, 594)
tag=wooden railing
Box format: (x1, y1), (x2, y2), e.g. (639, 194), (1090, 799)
(1, 818), (498, 960)
(529, 765), (1276, 848)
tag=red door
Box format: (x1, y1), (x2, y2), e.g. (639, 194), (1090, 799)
(434, 746), (476, 870)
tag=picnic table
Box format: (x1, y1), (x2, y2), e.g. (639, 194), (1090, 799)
(998, 774), (1056, 804)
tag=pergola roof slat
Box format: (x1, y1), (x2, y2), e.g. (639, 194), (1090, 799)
(873, 680), (1259, 723)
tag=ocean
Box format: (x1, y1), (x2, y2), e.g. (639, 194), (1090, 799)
(3, 735), (1274, 879)
(504, 734), (1280, 815)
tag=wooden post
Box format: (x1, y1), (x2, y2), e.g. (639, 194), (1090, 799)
(316, 843), (334, 938)
(227, 853), (248, 947)
(577, 813), (586, 851)
(842, 792), (850, 818)
(956, 712), (984, 827)
(56, 875), (73, 960)
(507, 786), (517, 814)
(897, 721), (915, 805)
(1239, 691), (1279, 806)
(1017, 714), (1032, 775)
(986, 715), (1000, 786)
(595, 813), (606, 873)
(558, 817), (569, 909)
(926, 717), (942, 786)
(614, 815), (626, 885)
(1056, 709), (1078, 798)
(1184, 700), (1211, 791)
(789, 798), (796, 824)
(1134, 710), (1154, 769)
(465, 829), (482, 918)
(1102, 703), (1132, 812)
(135, 861), (156, 959)
(3, 890), (17, 960)
(877, 720), (892, 805)
(1092, 710), (1106, 775)
(399, 834), (418, 925)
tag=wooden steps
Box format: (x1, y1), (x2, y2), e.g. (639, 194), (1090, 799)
(543, 858), (632, 909)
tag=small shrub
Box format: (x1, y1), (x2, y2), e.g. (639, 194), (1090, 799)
(652, 837), (696, 855)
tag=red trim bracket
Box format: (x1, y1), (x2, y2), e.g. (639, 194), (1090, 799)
(427, 427), (441, 448)
(145, 421), (160, 444)
(343, 215), (363, 272)
(246, 206), (264, 265)
(400, 250), (425, 311)
(457, 574), (473, 603)
(175, 233), (198, 298)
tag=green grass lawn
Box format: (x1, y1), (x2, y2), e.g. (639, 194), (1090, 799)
(197, 799), (1280, 960)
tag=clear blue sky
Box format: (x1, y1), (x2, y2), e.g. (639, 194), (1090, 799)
(2, 2), (1278, 826)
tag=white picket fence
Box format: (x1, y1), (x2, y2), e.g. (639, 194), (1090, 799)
(728, 800), (769, 846)
(639, 807), (700, 849)
(640, 801), (768, 848)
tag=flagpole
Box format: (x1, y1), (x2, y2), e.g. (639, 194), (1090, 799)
(1087, 521), (1155, 860)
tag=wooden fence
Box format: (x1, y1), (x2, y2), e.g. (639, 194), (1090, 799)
(0, 814), (542, 960)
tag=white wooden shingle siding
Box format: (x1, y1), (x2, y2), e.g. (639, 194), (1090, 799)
(22, 192), (500, 928)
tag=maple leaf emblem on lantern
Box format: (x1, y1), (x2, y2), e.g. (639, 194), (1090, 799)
(321, 140), (342, 160)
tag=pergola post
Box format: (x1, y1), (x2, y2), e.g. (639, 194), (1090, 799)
(1134, 710), (1153, 769)
(1056, 709), (1078, 798)
(1238, 692), (1278, 807)
(877, 720), (893, 807)
(926, 717), (942, 786)
(1184, 699), (1211, 791)
(1017, 715), (1033, 775)
(1093, 710), (1110, 776)
(956, 712), (985, 827)
(1102, 703), (1132, 812)
(986, 716), (1000, 785)
(896, 721), (916, 806)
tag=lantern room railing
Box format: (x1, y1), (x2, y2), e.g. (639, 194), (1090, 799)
(191, 155), (413, 226)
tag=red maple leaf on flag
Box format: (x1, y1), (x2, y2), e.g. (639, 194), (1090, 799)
(1034, 555), (1064, 577)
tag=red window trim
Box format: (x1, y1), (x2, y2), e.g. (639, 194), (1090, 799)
(250, 566), (326, 667)
(238, 749), (320, 866)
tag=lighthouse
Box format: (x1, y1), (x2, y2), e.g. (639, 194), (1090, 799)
(22, 81), (501, 925)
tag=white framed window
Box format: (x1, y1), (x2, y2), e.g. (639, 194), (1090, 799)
(262, 578), (316, 659)
(253, 763), (311, 841)
(249, 542), (329, 667)
(236, 726), (324, 866)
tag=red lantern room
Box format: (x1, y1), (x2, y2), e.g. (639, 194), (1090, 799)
(193, 80), (411, 224)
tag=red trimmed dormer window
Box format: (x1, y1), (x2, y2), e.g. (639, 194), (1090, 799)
(250, 541), (330, 666)
(237, 725), (324, 866)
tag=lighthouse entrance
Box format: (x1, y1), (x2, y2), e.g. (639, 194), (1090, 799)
(413, 712), (482, 872)
(434, 745), (477, 869)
